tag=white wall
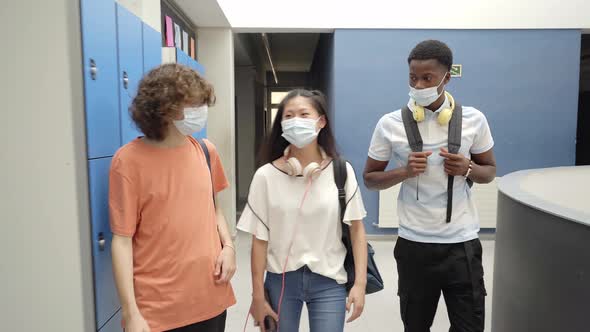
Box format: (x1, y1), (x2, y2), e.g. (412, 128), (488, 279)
(235, 67), (257, 201)
(0, 1), (94, 331)
(197, 28), (238, 233)
(217, 0), (590, 29)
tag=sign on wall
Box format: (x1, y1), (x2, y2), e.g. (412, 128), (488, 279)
(451, 64), (462, 77)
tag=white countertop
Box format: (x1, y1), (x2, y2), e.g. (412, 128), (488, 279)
(498, 166), (590, 227)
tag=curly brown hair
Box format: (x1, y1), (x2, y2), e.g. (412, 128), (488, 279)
(130, 63), (215, 141)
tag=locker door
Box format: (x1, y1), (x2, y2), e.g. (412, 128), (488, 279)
(190, 58), (206, 139)
(98, 308), (123, 332)
(88, 157), (120, 330)
(116, 4), (144, 145)
(187, 58), (196, 71)
(80, 0), (120, 159)
(192, 127), (207, 140)
(176, 48), (189, 66)
(193, 60), (205, 76)
(142, 23), (162, 73)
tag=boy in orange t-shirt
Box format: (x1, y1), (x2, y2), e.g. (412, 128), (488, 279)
(109, 64), (236, 332)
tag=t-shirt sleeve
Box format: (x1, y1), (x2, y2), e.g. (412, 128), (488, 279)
(470, 112), (495, 154)
(368, 116), (393, 161)
(237, 169), (270, 241)
(204, 140), (229, 193)
(343, 162), (367, 225)
(109, 157), (139, 237)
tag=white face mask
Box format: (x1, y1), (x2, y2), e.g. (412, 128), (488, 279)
(281, 117), (321, 149)
(408, 73), (448, 107)
(173, 105), (208, 135)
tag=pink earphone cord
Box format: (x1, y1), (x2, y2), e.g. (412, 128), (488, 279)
(243, 177), (314, 332)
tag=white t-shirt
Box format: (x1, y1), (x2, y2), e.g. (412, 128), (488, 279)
(237, 161), (367, 284)
(368, 96), (494, 243)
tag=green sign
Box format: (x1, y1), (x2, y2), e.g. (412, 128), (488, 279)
(451, 64), (462, 77)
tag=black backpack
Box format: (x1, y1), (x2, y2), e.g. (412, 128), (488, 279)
(401, 102), (473, 223)
(333, 158), (384, 294)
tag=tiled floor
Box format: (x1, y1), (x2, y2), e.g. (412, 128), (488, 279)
(226, 233), (495, 332)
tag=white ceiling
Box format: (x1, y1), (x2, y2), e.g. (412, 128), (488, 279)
(215, 0), (590, 30)
(172, 0), (230, 28)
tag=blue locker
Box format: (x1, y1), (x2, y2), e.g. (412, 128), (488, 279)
(192, 60), (205, 76)
(88, 157), (120, 330)
(187, 58), (196, 71)
(142, 23), (162, 73)
(176, 48), (190, 66)
(116, 4), (144, 145)
(80, 0), (121, 159)
(99, 309), (123, 332)
(192, 127), (207, 140)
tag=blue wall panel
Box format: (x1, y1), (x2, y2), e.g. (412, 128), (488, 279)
(117, 4), (144, 145)
(142, 23), (162, 74)
(89, 157), (119, 329)
(332, 29), (581, 234)
(80, 0), (120, 159)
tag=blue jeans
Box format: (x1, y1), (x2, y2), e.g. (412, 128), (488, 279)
(265, 266), (347, 332)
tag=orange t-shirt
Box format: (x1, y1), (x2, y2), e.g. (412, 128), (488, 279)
(109, 137), (235, 332)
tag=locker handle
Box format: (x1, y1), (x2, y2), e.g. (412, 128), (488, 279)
(90, 59), (98, 80)
(98, 232), (106, 251)
(123, 71), (129, 89)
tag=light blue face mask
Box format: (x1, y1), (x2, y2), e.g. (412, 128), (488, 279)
(281, 117), (321, 149)
(173, 105), (208, 135)
(409, 73), (447, 107)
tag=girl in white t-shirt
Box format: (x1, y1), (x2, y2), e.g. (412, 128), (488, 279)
(238, 89), (368, 332)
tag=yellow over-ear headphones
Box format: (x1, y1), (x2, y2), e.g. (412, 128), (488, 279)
(411, 91), (456, 126)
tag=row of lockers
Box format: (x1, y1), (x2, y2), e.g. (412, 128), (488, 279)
(80, 1), (206, 331)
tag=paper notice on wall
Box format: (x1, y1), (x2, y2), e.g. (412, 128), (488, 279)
(165, 16), (174, 47)
(182, 31), (189, 53)
(174, 23), (181, 48)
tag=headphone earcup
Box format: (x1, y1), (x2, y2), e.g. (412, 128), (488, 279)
(437, 108), (453, 126)
(286, 157), (302, 176)
(303, 162), (321, 180)
(413, 106), (425, 122)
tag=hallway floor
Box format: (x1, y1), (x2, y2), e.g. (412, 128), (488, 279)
(226, 233), (495, 332)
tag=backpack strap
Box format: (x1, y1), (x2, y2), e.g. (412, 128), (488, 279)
(447, 102), (463, 154)
(446, 102), (465, 223)
(401, 102), (469, 224)
(333, 158), (348, 223)
(196, 138), (215, 206)
(401, 106), (423, 153)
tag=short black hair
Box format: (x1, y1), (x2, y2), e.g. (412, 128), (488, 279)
(407, 40), (453, 71)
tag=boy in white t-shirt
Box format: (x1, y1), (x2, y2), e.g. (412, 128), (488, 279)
(364, 40), (497, 332)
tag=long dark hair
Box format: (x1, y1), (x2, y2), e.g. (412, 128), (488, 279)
(258, 89), (339, 165)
